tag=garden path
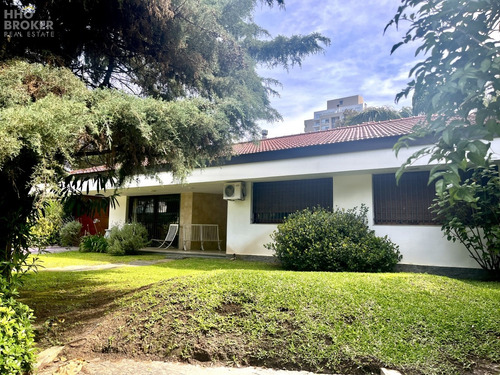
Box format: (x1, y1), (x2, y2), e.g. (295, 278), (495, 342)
(42, 258), (174, 272)
(38, 356), (331, 375)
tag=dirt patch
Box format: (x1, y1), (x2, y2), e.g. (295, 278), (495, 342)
(471, 360), (500, 375)
(217, 302), (243, 316)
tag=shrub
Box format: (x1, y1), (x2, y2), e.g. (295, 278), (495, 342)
(265, 206), (402, 272)
(79, 234), (109, 253)
(431, 165), (500, 280)
(107, 222), (149, 255)
(59, 220), (83, 247)
(0, 279), (35, 374)
(30, 199), (64, 246)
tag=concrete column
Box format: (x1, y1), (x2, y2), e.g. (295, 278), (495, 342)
(180, 192), (194, 250)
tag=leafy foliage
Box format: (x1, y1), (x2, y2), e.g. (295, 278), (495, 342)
(107, 223), (149, 256)
(431, 165), (500, 279)
(1, 1), (327, 117)
(59, 220), (83, 247)
(79, 234), (109, 253)
(266, 206), (402, 272)
(0, 279), (35, 374)
(0, 0), (329, 284)
(0, 60), (233, 279)
(343, 106), (407, 126)
(30, 199), (64, 246)
(387, 0), (500, 273)
(387, 0), (500, 196)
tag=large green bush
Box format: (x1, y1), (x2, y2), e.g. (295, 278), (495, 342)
(107, 222), (149, 255)
(266, 206), (402, 272)
(59, 220), (83, 247)
(0, 280), (35, 374)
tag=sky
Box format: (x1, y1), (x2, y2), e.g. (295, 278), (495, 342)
(252, 0), (422, 137)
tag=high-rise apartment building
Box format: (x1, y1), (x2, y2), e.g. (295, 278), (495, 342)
(304, 95), (367, 132)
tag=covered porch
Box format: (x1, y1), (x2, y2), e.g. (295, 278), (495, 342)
(107, 181), (228, 253)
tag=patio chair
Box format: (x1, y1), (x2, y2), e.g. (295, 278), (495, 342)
(152, 223), (179, 249)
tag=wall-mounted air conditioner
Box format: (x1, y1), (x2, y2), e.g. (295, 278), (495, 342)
(223, 182), (246, 201)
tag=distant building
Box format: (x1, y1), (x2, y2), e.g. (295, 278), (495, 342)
(304, 95), (367, 132)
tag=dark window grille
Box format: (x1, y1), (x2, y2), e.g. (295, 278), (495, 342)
(252, 178), (333, 224)
(373, 172), (437, 225)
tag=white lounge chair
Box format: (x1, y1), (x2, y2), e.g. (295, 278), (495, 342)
(152, 223), (179, 249)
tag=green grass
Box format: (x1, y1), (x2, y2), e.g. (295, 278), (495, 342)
(107, 271), (500, 374)
(19, 258), (277, 325)
(30, 250), (168, 269)
(18, 256), (500, 375)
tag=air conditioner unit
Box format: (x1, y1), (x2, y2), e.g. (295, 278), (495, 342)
(223, 182), (246, 201)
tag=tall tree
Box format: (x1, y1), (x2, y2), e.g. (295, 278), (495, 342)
(1, 0), (328, 136)
(0, 60), (236, 281)
(0, 0), (330, 281)
(387, 0), (500, 278)
(387, 0), (499, 192)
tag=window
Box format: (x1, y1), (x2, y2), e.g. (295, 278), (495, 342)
(252, 178), (333, 223)
(373, 172), (437, 225)
(321, 125), (329, 130)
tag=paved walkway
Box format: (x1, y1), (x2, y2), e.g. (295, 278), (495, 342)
(43, 258), (174, 272)
(30, 245), (78, 254)
(38, 357), (330, 375)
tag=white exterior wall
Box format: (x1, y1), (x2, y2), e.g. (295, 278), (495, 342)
(108, 195), (128, 229)
(87, 138), (500, 269)
(224, 173), (480, 269)
(226, 184), (277, 256)
(374, 226), (478, 268)
(332, 174), (480, 269)
(333, 174), (374, 226)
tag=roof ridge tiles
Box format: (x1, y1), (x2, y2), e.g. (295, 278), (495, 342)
(233, 115), (426, 155)
(235, 115), (425, 145)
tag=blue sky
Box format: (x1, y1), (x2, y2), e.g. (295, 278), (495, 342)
(253, 0), (421, 137)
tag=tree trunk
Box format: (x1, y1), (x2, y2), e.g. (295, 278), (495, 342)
(0, 148), (38, 283)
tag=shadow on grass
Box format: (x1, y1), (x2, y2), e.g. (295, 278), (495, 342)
(152, 257), (281, 272)
(19, 269), (149, 344)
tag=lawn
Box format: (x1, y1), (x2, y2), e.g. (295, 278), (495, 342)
(19, 252), (500, 375)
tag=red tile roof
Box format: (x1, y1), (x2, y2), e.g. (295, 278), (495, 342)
(71, 116), (425, 174)
(233, 116), (425, 155)
(70, 165), (111, 175)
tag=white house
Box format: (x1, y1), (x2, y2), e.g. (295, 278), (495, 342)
(81, 116), (499, 277)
